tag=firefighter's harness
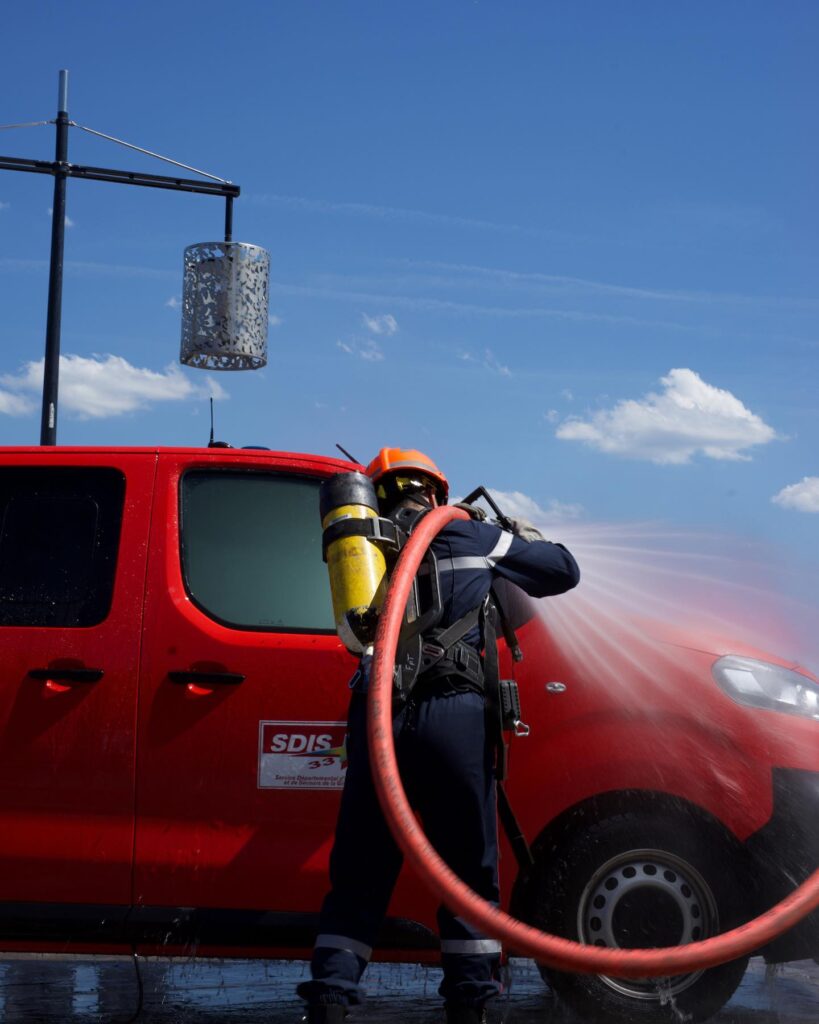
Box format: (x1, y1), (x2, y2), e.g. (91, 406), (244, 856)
(322, 486), (535, 871)
(395, 500), (534, 870)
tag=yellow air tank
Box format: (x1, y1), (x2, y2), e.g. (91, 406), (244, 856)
(320, 471), (389, 654)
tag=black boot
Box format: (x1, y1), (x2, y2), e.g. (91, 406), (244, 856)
(304, 1004), (347, 1024)
(444, 1005), (487, 1024)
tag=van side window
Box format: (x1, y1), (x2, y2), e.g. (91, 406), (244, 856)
(0, 467), (125, 627)
(180, 471), (334, 632)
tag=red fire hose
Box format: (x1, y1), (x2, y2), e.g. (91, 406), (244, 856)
(367, 504), (819, 977)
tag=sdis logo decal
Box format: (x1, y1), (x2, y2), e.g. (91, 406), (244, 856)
(258, 720), (348, 790)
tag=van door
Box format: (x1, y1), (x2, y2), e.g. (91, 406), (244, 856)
(134, 455), (354, 919)
(0, 453), (154, 906)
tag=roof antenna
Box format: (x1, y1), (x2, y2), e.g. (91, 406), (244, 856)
(336, 443), (359, 464)
(207, 396), (232, 448)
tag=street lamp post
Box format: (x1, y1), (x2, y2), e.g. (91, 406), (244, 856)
(40, 70), (70, 446)
(0, 70), (252, 445)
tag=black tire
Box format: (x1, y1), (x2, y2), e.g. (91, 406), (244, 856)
(527, 808), (749, 1024)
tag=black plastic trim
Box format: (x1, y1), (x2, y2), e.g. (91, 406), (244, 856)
(29, 667), (104, 683)
(168, 670), (245, 685)
(0, 903), (436, 953)
(745, 768), (819, 962)
(0, 903), (128, 942)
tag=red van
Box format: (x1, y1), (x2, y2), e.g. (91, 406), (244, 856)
(0, 446), (815, 1024)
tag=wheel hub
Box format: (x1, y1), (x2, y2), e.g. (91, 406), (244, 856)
(578, 848), (719, 1000)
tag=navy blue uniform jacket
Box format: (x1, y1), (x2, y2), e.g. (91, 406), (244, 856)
(429, 518), (580, 649)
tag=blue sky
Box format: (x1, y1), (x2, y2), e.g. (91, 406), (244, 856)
(1, 2), (817, 557)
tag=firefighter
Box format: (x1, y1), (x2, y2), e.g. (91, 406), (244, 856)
(299, 449), (580, 1024)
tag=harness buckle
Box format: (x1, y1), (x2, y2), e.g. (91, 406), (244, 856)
(420, 641), (445, 670)
(370, 516), (400, 550)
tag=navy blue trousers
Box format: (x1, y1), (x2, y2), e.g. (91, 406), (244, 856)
(297, 684), (501, 1009)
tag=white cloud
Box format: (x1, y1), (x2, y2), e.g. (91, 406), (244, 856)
(0, 389), (34, 415)
(0, 354), (227, 420)
(0, 201), (9, 211)
(556, 368), (778, 464)
(0, 258), (177, 281)
(772, 477), (819, 513)
(484, 348), (511, 377)
(47, 208), (74, 227)
(165, 295), (181, 309)
(561, 388), (574, 401)
(545, 499), (586, 521)
(412, 259), (819, 310)
(488, 489), (584, 524)
(362, 312), (398, 336)
(453, 347), (510, 375)
(268, 279), (694, 330)
(252, 193), (534, 235)
(268, 313), (283, 327)
(337, 338), (384, 362)
(544, 409), (560, 424)
(359, 341), (385, 361)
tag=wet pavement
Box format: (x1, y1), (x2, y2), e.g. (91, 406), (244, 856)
(0, 956), (817, 1023)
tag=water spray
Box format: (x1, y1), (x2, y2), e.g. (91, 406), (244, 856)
(367, 504), (819, 977)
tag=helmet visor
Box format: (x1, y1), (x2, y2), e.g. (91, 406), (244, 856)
(376, 473), (441, 504)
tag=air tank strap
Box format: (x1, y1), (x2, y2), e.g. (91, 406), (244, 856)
(321, 516), (400, 562)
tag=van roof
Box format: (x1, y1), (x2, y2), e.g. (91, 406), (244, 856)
(0, 446), (361, 472)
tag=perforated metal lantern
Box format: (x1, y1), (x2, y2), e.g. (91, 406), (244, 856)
(180, 241), (270, 370)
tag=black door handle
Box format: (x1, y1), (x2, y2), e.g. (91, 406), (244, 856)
(29, 668), (104, 683)
(169, 670), (246, 685)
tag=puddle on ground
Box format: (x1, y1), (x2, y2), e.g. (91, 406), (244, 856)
(0, 956), (816, 1022)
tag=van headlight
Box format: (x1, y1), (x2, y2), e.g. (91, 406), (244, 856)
(712, 655), (819, 721)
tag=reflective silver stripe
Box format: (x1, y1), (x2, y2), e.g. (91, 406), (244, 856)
(436, 533), (512, 574)
(487, 531), (513, 563)
(440, 938), (503, 955)
(314, 934), (373, 960)
(437, 556), (491, 573)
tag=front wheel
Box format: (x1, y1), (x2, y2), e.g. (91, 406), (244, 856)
(529, 810), (749, 1023)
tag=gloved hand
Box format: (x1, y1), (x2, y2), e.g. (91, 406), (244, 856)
(452, 501), (487, 521)
(506, 516), (546, 543)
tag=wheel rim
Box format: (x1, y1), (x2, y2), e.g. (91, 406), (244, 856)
(577, 847), (720, 1000)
